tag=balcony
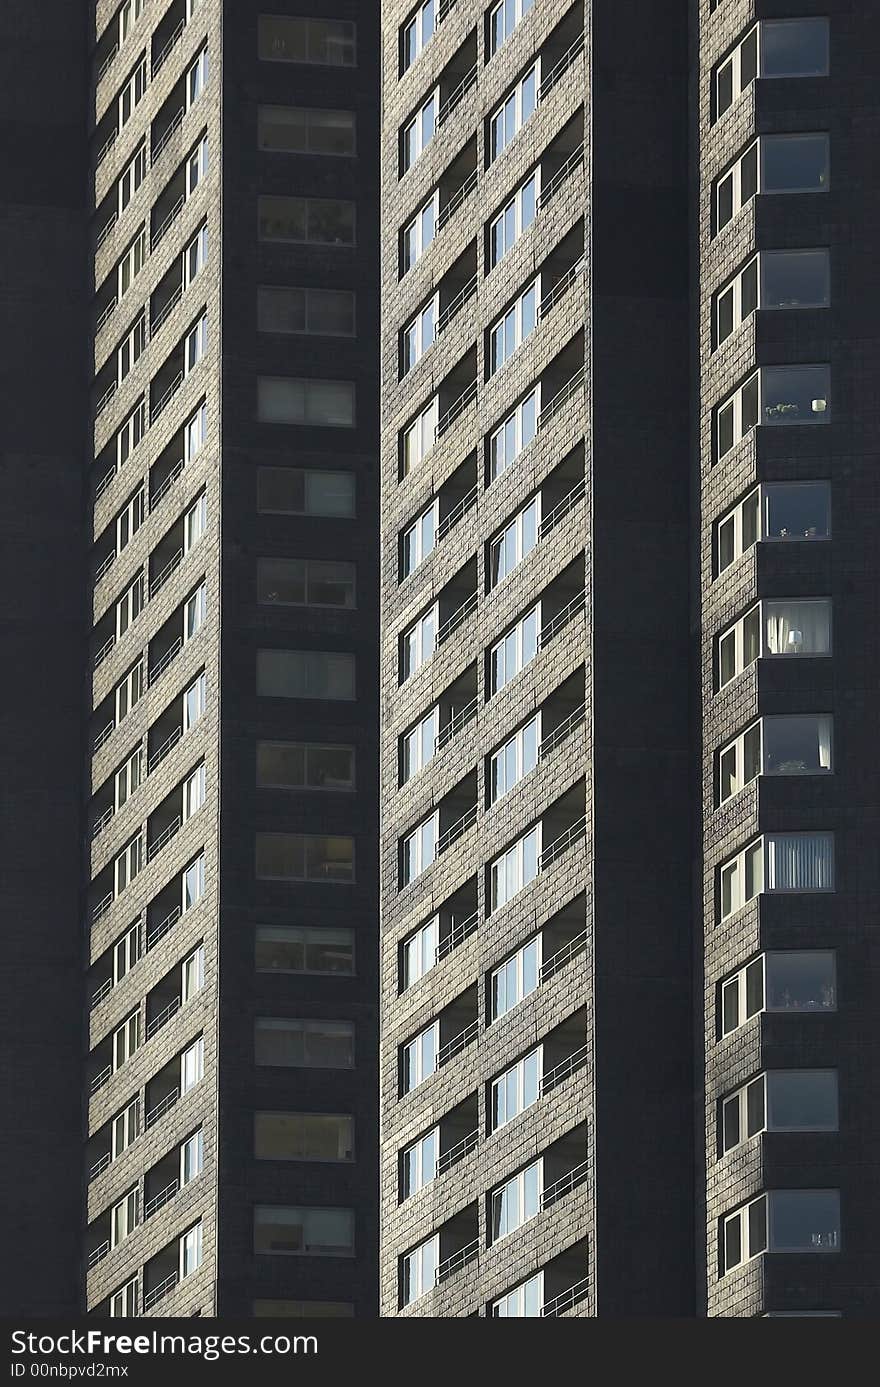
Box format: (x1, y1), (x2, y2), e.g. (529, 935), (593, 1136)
(539, 1243), (590, 1316)
(151, 0), (190, 78)
(144, 1041), (197, 1131)
(537, 111), (586, 212)
(435, 560), (478, 647)
(434, 1207), (479, 1288)
(434, 665), (478, 753)
(436, 138), (478, 232)
(538, 560), (587, 652)
(433, 1095), (479, 1178)
(86, 1099), (140, 1186)
(435, 772), (478, 857)
(433, 452), (478, 545)
(436, 984), (478, 1068)
(537, 335), (586, 433)
(428, 877), (479, 965)
(539, 895), (589, 984)
(436, 348), (478, 437)
(89, 921), (142, 1012)
(431, 244), (478, 342)
(435, 33), (478, 129)
(539, 1124), (589, 1212)
(149, 424), (191, 512)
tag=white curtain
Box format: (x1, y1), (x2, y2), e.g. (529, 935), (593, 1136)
(767, 833), (834, 891)
(765, 600), (831, 655)
(817, 716), (832, 770)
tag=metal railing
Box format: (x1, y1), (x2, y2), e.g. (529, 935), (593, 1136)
(436, 275), (477, 334)
(539, 590), (585, 649)
(541, 1276), (589, 1317)
(436, 804), (477, 855)
(438, 0), (459, 21)
(94, 720), (116, 754)
(96, 211), (119, 253)
(149, 458), (184, 511)
(539, 815), (587, 872)
(144, 1087), (179, 1130)
(150, 369), (184, 424)
(539, 257), (586, 320)
(435, 909), (478, 961)
(92, 806), (114, 840)
(540, 1159), (589, 1212)
(437, 1019), (478, 1067)
(539, 702), (586, 761)
(146, 995), (181, 1040)
(437, 168), (477, 230)
(95, 549), (117, 584)
(144, 1269), (179, 1311)
(147, 815), (181, 863)
(94, 633), (117, 671)
(89, 1151), (112, 1183)
(152, 107), (184, 164)
(538, 367), (585, 431)
(435, 698), (478, 751)
(95, 380), (118, 420)
(152, 20), (185, 77)
(437, 379), (477, 436)
(436, 1238), (479, 1285)
(91, 977), (113, 1009)
(92, 890), (114, 923)
(151, 195), (185, 250)
(148, 636), (183, 686)
(95, 128), (119, 171)
(436, 591), (477, 644)
(537, 143), (585, 211)
(146, 904), (181, 951)
(540, 928), (588, 984)
(436, 1128), (478, 1175)
(96, 295), (119, 335)
(540, 1043), (588, 1097)
(437, 63), (477, 126)
(97, 43), (120, 84)
(144, 1178), (180, 1220)
(148, 725), (183, 773)
(149, 547), (184, 598)
(539, 478), (586, 539)
(94, 462), (119, 505)
(151, 283), (183, 335)
(90, 1063), (112, 1096)
(87, 1239), (111, 1271)
(436, 484), (477, 540)
(539, 35), (586, 103)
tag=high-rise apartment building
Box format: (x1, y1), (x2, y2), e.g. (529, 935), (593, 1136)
(2, 0), (379, 1319)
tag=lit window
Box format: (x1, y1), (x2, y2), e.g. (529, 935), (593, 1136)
(490, 936), (540, 1020)
(489, 280), (538, 374)
(719, 833), (834, 921)
(489, 0), (534, 56)
(716, 134), (829, 232)
(722, 1071), (838, 1154)
(258, 106), (356, 156)
(491, 1046), (541, 1130)
(715, 250), (829, 345)
(716, 482), (830, 574)
(253, 1206), (355, 1257)
(716, 364), (829, 458)
(719, 716), (832, 802)
(401, 1128), (438, 1197)
(722, 1191), (840, 1273)
(401, 605), (437, 680)
(721, 952), (837, 1038)
(489, 714), (539, 804)
(401, 1), (436, 72)
(489, 496), (539, 585)
(489, 63), (539, 162)
(491, 1160), (541, 1242)
(401, 917), (439, 989)
(257, 17), (356, 67)
(401, 1021), (439, 1093)
(489, 387), (539, 480)
(489, 604), (540, 694)
(401, 707), (439, 784)
(402, 192), (439, 272)
(718, 598), (831, 687)
(401, 813), (438, 886)
(489, 170), (539, 268)
(716, 20), (829, 118)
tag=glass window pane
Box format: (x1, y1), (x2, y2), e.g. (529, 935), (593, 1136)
(763, 481), (830, 540)
(766, 1071), (838, 1131)
(762, 715), (832, 775)
(761, 365), (829, 425)
(761, 134), (829, 193)
(765, 952), (836, 1012)
(763, 600), (831, 656)
(768, 1190), (839, 1252)
(760, 19), (829, 78)
(761, 250), (829, 309)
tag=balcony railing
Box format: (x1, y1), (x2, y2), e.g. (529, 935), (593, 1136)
(437, 168), (477, 231)
(152, 20), (185, 77)
(94, 720), (116, 754)
(148, 636), (183, 686)
(436, 1128), (478, 1176)
(95, 128), (118, 171)
(149, 548), (184, 598)
(435, 909), (478, 961)
(94, 634), (116, 670)
(91, 977), (113, 1009)
(95, 549), (117, 584)
(436, 591), (477, 645)
(152, 107), (184, 164)
(146, 995), (181, 1041)
(144, 1269), (179, 1311)
(539, 702), (586, 761)
(539, 35), (585, 103)
(437, 64), (477, 126)
(436, 485), (477, 541)
(539, 589), (585, 648)
(537, 143), (585, 211)
(540, 927), (588, 984)
(96, 211), (119, 253)
(436, 1238), (479, 1285)
(148, 726), (183, 773)
(152, 195), (185, 250)
(92, 805), (115, 841)
(438, 0), (459, 18)
(92, 890), (114, 923)
(541, 1276), (589, 1317)
(436, 804), (477, 855)
(150, 369), (184, 424)
(146, 904), (181, 951)
(87, 1239), (111, 1271)
(147, 815), (182, 862)
(436, 276), (477, 334)
(95, 462), (119, 505)
(539, 257), (586, 321)
(97, 44), (120, 84)
(538, 367), (586, 431)
(540, 1043), (588, 1097)
(437, 1019), (478, 1067)
(150, 458), (185, 511)
(89, 1151), (112, 1183)
(540, 1159), (589, 1211)
(539, 478), (586, 539)
(145, 1086), (179, 1130)
(437, 379), (477, 436)
(96, 295), (119, 335)
(539, 814), (587, 872)
(90, 1063), (113, 1096)
(435, 698), (478, 751)
(144, 1178), (180, 1220)
(151, 284), (183, 335)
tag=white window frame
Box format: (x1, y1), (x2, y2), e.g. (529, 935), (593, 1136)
(720, 832), (835, 921)
(181, 1035), (205, 1093)
(116, 485), (144, 553)
(489, 603), (540, 694)
(722, 1071), (838, 1154)
(723, 1191), (840, 1272)
(401, 810), (438, 886)
(716, 481), (832, 575)
(184, 492), (207, 551)
(489, 713), (540, 804)
(402, 190), (439, 273)
(114, 746), (142, 809)
(716, 365), (830, 457)
(182, 944), (205, 1003)
(489, 495), (540, 586)
(111, 1188), (138, 1248)
(184, 400), (208, 462)
(716, 19), (829, 119)
(113, 923), (139, 984)
(489, 169), (539, 269)
(183, 223), (208, 288)
(489, 385), (539, 481)
(115, 572), (144, 638)
(490, 824), (541, 912)
(402, 397), (438, 475)
(182, 762), (206, 821)
(114, 660), (143, 723)
(186, 135), (209, 196)
(183, 671), (207, 731)
(116, 312), (145, 383)
(116, 399), (145, 468)
(111, 1099), (139, 1159)
(402, 499), (439, 578)
(490, 934), (541, 1021)
(401, 0), (436, 73)
(182, 853), (206, 912)
(402, 916), (439, 989)
(402, 1127), (438, 1198)
(117, 227), (146, 301)
(112, 1010), (139, 1070)
(118, 54), (147, 131)
(401, 604), (437, 680)
(401, 1020), (439, 1093)
(489, 61), (539, 162)
(718, 598), (832, 687)
(110, 1278), (138, 1318)
(715, 250), (830, 346)
(490, 1159), (542, 1243)
(492, 1271), (544, 1317)
(491, 1045), (542, 1130)
(716, 134), (830, 232)
(183, 582), (207, 641)
(184, 313), (208, 375)
(180, 1221), (203, 1278)
(186, 46), (209, 109)
(489, 279), (539, 375)
(489, 0), (534, 56)
(180, 1128), (204, 1185)
(401, 706), (440, 784)
(402, 294), (438, 375)
(402, 88), (438, 172)
(119, 0), (144, 44)
(118, 143), (146, 213)
(402, 1235), (438, 1305)
(114, 834), (142, 894)
(719, 715), (833, 803)
(722, 951), (837, 1037)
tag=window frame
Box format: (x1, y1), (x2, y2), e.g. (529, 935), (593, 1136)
(715, 133), (830, 232)
(401, 88), (438, 173)
(719, 832), (835, 921)
(488, 385), (539, 481)
(714, 249), (830, 346)
(717, 597), (832, 687)
(488, 278), (539, 375)
(402, 294), (438, 375)
(401, 0), (436, 73)
(489, 824), (541, 912)
(489, 712), (540, 804)
(718, 714), (833, 804)
(401, 499), (439, 578)
(715, 19), (830, 119)
(401, 603), (438, 680)
(490, 1158), (542, 1243)
(489, 603), (540, 694)
(401, 706), (440, 784)
(257, 16), (357, 68)
(401, 916), (439, 990)
(715, 481), (831, 575)
(401, 811), (439, 887)
(488, 168), (540, 269)
(489, 494), (540, 586)
(401, 1126), (439, 1198)
(489, 934), (541, 1021)
(488, 0), (535, 57)
(402, 191), (439, 273)
(488, 61), (540, 163)
(401, 1020), (439, 1094)
(490, 1045), (542, 1131)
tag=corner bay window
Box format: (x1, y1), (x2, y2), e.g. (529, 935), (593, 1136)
(715, 249), (830, 345)
(721, 952), (837, 1037)
(254, 1206), (355, 1258)
(716, 482), (830, 574)
(722, 1071), (838, 1153)
(716, 132), (829, 231)
(719, 715), (832, 803)
(722, 1191), (840, 1273)
(716, 364), (829, 458)
(719, 833), (834, 920)
(718, 599), (831, 687)
(716, 19), (829, 119)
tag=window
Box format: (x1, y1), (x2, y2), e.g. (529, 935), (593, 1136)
(114, 746), (141, 809)
(257, 286), (356, 337)
(182, 945), (205, 1002)
(257, 741), (355, 791)
(186, 135), (209, 195)
(491, 1160), (541, 1242)
(253, 1301), (354, 1318)
(257, 376), (355, 427)
(258, 195), (355, 246)
(257, 558), (355, 608)
(402, 398), (438, 475)
(489, 280), (538, 374)
(402, 501), (438, 578)
(716, 20), (829, 118)
(255, 1112), (354, 1162)
(401, 1237), (438, 1305)
(254, 1205), (355, 1257)
(182, 853), (205, 911)
(489, 63), (539, 161)
(401, 707), (439, 784)
(255, 1018), (354, 1069)
(258, 106), (355, 156)
(187, 47), (209, 108)
(718, 599), (832, 686)
(493, 1272), (543, 1317)
(255, 832), (355, 883)
(118, 227), (146, 301)
(490, 936), (540, 1021)
(183, 582), (207, 640)
(720, 833), (834, 920)
(184, 313), (208, 374)
(402, 296), (437, 374)
(118, 143), (146, 213)
(401, 1), (436, 72)
(116, 313), (145, 383)
(489, 714), (539, 804)
(716, 482), (830, 573)
(489, 497), (539, 586)
(489, 604), (539, 694)
(489, 386), (539, 480)
(722, 1191), (840, 1272)
(115, 487), (144, 554)
(119, 0), (144, 44)
(257, 17), (356, 67)
(401, 1022), (438, 1093)
(716, 364), (829, 457)
(118, 55), (147, 131)
(401, 917), (439, 989)
(183, 671), (207, 731)
(113, 924), (139, 984)
(402, 1128), (438, 1197)
(114, 834), (142, 894)
(257, 467), (355, 517)
(180, 1222), (203, 1278)
(182, 762), (206, 821)
(490, 826), (540, 911)
(111, 1099), (139, 1159)
(181, 1036), (204, 1093)
(114, 661), (143, 723)
(719, 716), (832, 802)
(115, 573), (143, 638)
(110, 1279), (138, 1318)
(112, 1011), (139, 1070)
(401, 606), (437, 681)
(256, 649), (356, 701)
(715, 250), (830, 345)
(401, 812), (438, 886)
(184, 494), (207, 553)
(180, 1129), (204, 1186)
(402, 192), (438, 273)
(255, 925), (355, 976)
(716, 134), (829, 231)
(184, 400), (208, 462)
(111, 1188), (137, 1248)
(402, 90), (437, 172)
(117, 399), (145, 467)
(722, 1071), (838, 1153)
(489, 0), (534, 55)
(489, 170), (538, 268)
(491, 1047), (541, 1129)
